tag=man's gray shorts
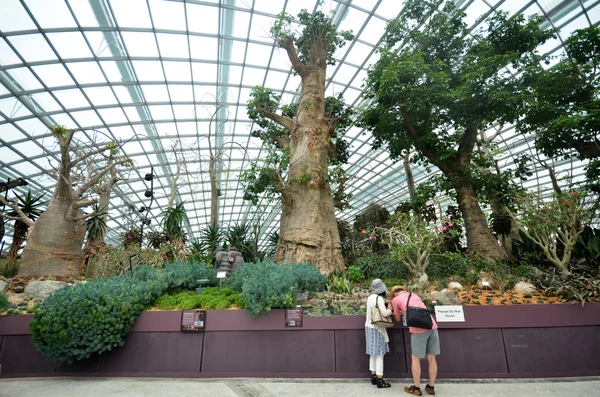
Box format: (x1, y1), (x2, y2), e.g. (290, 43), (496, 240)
(410, 329), (440, 359)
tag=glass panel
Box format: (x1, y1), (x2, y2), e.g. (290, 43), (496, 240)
(30, 92), (63, 112)
(187, 3), (220, 34)
(168, 84), (194, 102)
(246, 43), (273, 67)
(189, 36), (218, 61)
(8, 67), (44, 91)
(231, 10), (251, 39)
(0, 123), (25, 143)
(70, 109), (103, 127)
(25, 0), (77, 29)
(83, 86), (118, 107)
(132, 60), (165, 81)
(148, 0), (186, 31)
(0, 0), (36, 32)
(192, 62), (219, 83)
(163, 61), (192, 82)
(67, 62), (106, 85)
(109, 0), (152, 28)
(9, 34), (57, 63)
(121, 32), (160, 57)
(156, 33), (189, 58)
(0, 40), (21, 66)
(47, 32), (94, 59)
(141, 84), (169, 103)
(16, 117), (49, 138)
(67, 0), (101, 27)
(32, 64), (75, 88)
(98, 108), (128, 125)
(53, 89), (89, 109)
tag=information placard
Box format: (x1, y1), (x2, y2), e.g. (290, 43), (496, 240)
(217, 271), (227, 279)
(434, 305), (465, 322)
(181, 310), (206, 332)
(285, 308), (303, 327)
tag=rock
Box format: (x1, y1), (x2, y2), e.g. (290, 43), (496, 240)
(14, 285), (24, 293)
(447, 281), (463, 290)
(7, 293), (26, 306)
(430, 290), (441, 301)
(0, 280), (8, 295)
(24, 280), (68, 299)
(438, 289), (460, 306)
(514, 281), (536, 294)
(295, 290), (309, 303)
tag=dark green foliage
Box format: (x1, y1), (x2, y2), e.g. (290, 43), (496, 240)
(224, 223), (254, 262)
(355, 253), (409, 280)
(354, 203), (390, 252)
(161, 202), (188, 241)
(518, 27), (600, 184)
(121, 226), (142, 249)
(489, 211), (513, 237)
(154, 288), (243, 311)
(0, 294), (9, 312)
(574, 227), (600, 262)
(29, 261), (216, 364)
(85, 204), (107, 242)
(227, 260), (326, 318)
(346, 265), (365, 282)
(427, 253), (471, 280)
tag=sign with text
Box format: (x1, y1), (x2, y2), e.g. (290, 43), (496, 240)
(434, 305), (465, 322)
(285, 308), (303, 327)
(181, 310), (206, 332)
(217, 271), (227, 279)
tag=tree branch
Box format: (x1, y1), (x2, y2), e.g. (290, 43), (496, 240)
(274, 136), (291, 149)
(280, 37), (308, 77)
(0, 213), (21, 221)
(73, 143), (119, 166)
(399, 105), (447, 173)
(73, 198), (99, 209)
(457, 123), (478, 164)
(258, 108), (294, 131)
(71, 211), (102, 222)
(76, 158), (130, 197)
(0, 196), (35, 227)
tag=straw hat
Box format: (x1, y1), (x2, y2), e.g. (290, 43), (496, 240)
(390, 285), (407, 297)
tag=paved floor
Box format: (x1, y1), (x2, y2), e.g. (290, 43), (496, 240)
(0, 377), (599, 397)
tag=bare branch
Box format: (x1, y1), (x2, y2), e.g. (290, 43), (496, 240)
(73, 198), (99, 209)
(280, 37), (308, 77)
(258, 108), (294, 131)
(76, 158), (131, 197)
(0, 213), (21, 221)
(167, 159), (182, 209)
(0, 196), (35, 227)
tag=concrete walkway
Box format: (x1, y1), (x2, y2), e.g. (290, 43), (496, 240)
(0, 377), (599, 397)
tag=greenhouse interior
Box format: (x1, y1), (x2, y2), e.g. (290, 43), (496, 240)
(0, 0), (600, 384)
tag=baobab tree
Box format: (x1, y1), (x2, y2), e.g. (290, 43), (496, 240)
(0, 126), (132, 276)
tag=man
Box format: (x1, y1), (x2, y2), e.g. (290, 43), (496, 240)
(391, 286), (440, 396)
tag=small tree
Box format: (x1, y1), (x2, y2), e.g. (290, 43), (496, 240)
(359, 0), (553, 260)
(515, 191), (589, 274)
(242, 8), (353, 273)
(2, 126), (132, 276)
(377, 213), (443, 287)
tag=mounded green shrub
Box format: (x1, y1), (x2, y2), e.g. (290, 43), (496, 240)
(29, 261), (216, 364)
(227, 260), (326, 318)
(355, 252), (409, 280)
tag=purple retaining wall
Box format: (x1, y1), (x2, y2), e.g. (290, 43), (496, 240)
(1, 303), (600, 378)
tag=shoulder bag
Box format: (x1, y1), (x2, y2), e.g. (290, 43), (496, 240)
(405, 292), (433, 329)
(370, 295), (394, 328)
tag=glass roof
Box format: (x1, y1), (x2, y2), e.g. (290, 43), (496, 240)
(0, 0), (598, 249)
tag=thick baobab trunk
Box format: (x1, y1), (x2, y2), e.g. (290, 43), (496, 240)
(274, 68), (345, 274)
(455, 180), (505, 261)
(19, 197), (86, 276)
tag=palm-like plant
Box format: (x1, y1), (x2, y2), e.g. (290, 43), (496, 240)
(162, 202), (188, 241)
(85, 204), (107, 247)
(266, 230), (279, 257)
(3, 190), (46, 276)
(200, 224), (222, 266)
(225, 223), (254, 262)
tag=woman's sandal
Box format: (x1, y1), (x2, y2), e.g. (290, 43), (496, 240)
(371, 374), (377, 385)
(376, 377), (392, 388)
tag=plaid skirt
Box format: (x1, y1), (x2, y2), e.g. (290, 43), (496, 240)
(365, 326), (389, 356)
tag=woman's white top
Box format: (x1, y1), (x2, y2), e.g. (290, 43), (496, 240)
(365, 294), (393, 342)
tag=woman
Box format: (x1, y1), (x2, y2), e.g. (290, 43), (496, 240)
(365, 278), (393, 388)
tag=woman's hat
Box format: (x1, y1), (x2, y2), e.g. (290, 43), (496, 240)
(371, 279), (387, 294)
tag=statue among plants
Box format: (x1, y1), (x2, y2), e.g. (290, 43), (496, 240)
(215, 247), (245, 276)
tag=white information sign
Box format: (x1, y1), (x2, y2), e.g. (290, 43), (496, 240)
(217, 271), (227, 279)
(434, 305), (465, 322)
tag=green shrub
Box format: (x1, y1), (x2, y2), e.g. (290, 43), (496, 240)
(427, 252), (470, 280)
(227, 260), (325, 318)
(0, 294), (9, 312)
(29, 261), (215, 364)
(327, 273), (353, 294)
(347, 265), (365, 282)
(154, 288), (243, 311)
(355, 253), (409, 280)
